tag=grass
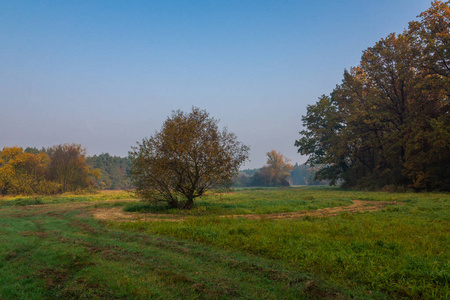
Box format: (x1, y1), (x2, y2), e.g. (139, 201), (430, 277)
(0, 190), (135, 206)
(124, 187), (353, 216)
(0, 189), (344, 299)
(0, 187), (448, 299)
(114, 187), (450, 299)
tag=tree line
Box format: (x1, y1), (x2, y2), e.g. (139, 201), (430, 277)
(296, 1), (449, 191)
(0, 144), (100, 195)
(233, 151), (327, 187)
(86, 153), (131, 190)
(2, 2), (446, 201)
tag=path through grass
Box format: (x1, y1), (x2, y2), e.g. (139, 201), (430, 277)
(0, 198), (345, 299)
(1, 188), (449, 299)
(111, 187), (450, 299)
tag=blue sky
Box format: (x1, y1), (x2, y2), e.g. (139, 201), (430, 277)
(0, 0), (431, 168)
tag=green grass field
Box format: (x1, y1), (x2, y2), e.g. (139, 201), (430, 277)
(0, 188), (448, 299)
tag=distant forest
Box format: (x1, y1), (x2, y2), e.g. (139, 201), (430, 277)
(86, 153), (131, 190)
(234, 163), (327, 187)
(25, 148), (132, 190)
(1, 145), (320, 194)
(1, 145), (100, 195)
(87, 155), (323, 190)
(25, 149), (133, 190)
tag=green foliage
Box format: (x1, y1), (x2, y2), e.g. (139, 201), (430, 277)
(295, 1), (450, 191)
(234, 164), (326, 187)
(86, 153), (131, 190)
(47, 143), (99, 193)
(129, 107), (249, 209)
(290, 163), (327, 185)
(250, 150), (294, 187)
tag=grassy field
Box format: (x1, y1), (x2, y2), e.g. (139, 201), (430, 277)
(0, 188), (448, 299)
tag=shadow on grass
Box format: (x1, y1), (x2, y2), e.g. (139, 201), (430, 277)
(1, 197), (45, 206)
(124, 202), (171, 213)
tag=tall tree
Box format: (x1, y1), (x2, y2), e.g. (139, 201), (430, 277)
(47, 144), (100, 193)
(405, 0), (450, 190)
(129, 107), (249, 209)
(296, 1), (450, 191)
(0, 147), (59, 195)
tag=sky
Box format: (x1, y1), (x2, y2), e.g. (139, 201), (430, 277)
(0, 0), (431, 169)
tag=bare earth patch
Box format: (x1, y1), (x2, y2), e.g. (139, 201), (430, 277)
(93, 200), (400, 222)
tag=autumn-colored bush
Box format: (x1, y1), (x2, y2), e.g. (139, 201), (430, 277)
(0, 145), (99, 195)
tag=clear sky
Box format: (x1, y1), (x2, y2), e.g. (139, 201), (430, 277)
(0, 0), (431, 169)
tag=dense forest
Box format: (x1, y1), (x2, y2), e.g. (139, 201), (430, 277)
(86, 153), (131, 190)
(296, 1), (450, 191)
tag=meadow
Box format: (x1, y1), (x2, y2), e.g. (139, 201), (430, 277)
(0, 187), (448, 299)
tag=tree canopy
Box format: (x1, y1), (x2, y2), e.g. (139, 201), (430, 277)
(86, 153), (131, 190)
(129, 107), (249, 209)
(295, 1), (450, 191)
(250, 150), (294, 187)
(0, 144), (99, 195)
(47, 144), (100, 193)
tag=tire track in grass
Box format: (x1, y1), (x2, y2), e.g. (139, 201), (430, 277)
(1, 203), (348, 299)
(226, 200), (401, 220)
(93, 200), (401, 222)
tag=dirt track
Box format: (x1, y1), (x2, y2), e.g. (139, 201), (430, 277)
(225, 200), (399, 220)
(93, 200), (400, 222)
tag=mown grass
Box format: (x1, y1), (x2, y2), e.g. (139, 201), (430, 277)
(112, 187), (450, 299)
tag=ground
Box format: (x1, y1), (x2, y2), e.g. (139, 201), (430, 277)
(93, 199), (400, 222)
(0, 188), (448, 299)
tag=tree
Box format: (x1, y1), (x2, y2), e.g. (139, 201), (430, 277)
(232, 172), (251, 187)
(86, 153), (131, 190)
(129, 107), (249, 209)
(0, 147), (59, 195)
(47, 144), (100, 193)
(295, 94), (349, 185)
(250, 150), (293, 186)
(296, 1), (450, 191)
(405, 0), (450, 190)
(290, 163), (326, 186)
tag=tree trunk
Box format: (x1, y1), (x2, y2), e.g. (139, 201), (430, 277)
(184, 198), (194, 209)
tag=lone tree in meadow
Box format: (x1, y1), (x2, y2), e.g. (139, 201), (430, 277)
(129, 107), (249, 209)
